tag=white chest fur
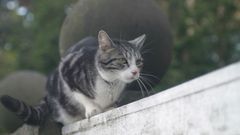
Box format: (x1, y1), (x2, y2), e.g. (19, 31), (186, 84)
(93, 77), (125, 109)
(67, 76), (126, 122)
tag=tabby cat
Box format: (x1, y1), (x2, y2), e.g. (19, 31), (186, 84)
(0, 30), (146, 125)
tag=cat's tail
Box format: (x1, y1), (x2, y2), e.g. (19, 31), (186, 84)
(0, 95), (49, 125)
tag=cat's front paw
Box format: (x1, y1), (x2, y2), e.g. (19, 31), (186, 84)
(85, 107), (102, 119)
(105, 106), (116, 111)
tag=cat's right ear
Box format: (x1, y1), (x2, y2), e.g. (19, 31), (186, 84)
(98, 30), (113, 52)
(128, 34), (146, 49)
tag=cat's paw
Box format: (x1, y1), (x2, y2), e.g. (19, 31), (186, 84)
(105, 106), (116, 111)
(85, 107), (102, 119)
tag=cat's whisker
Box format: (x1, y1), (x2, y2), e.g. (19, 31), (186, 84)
(140, 75), (155, 86)
(138, 78), (150, 96)
(119, 31), (123, 42)
(142, 76), (158, 94)
(141, 48), (154, 55)
(141, 73), (160, 81)
(137, 79), (145, 97)
(142, 79), (151, 96)
(140, 76), (154, 93)
(141, 40), (153, 50)
(140, 40), (154, 54)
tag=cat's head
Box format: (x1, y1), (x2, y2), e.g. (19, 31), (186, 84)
(96, 30), (146, 83)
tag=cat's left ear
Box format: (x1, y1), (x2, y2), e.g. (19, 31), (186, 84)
(129, 34), (146, 49)
(98, 30), (113, 52)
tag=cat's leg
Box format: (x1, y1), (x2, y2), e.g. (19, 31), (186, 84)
(72, 91), (103, 119)
(84, 102), (103, 119)
(104, 103), (118, 111)
(105, 107), (115, 111)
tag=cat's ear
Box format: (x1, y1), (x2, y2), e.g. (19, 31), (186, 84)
(98, 30), (113, 52)
(129, 34), (146, 49)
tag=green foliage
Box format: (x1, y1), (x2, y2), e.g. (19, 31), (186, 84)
(0, 0), (75, 78)
(156, 0), (240, 89)
(25, 0), (75, 73)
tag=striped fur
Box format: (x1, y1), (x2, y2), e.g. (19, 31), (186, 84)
(0, 95), (48, 125)
(0, 30), (146, 125)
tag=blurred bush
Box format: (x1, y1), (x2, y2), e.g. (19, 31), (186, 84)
(0, 0), (76, 78)
(156, 0), (240, 89)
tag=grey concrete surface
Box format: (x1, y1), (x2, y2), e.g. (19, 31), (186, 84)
(10, 125), (38, 135)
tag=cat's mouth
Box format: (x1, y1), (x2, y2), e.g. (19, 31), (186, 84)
(123, 76), (139, 83)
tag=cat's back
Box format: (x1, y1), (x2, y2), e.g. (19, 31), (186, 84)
(55, 36), (99, 97)
(64, 36), (98, 56)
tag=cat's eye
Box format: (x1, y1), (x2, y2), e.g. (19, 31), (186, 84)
(118, 58), (128, 64)
(136, 59), (143, 67)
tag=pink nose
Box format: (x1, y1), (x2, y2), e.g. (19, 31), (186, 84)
(131, 70), (138, 76)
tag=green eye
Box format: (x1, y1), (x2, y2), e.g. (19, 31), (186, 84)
(136, 59), (143, 66)
(118, 58), (127, 64)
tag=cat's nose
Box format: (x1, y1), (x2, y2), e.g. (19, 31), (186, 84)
(131, 70), (139, 76)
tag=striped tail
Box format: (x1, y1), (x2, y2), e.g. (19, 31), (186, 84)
(0, 95), (49, 125)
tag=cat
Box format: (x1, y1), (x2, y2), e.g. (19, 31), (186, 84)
(0, 30), (146, 126)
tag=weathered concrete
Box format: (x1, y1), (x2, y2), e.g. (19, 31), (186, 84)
(10, 125), (38, 135)
(62, 62), (240, 135)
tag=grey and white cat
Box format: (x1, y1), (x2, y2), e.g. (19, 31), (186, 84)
(0, 30), (146, 125)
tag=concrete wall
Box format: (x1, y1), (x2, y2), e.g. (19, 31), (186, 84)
(62, 62), (240, 135)
(10, 125), (38, 135)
